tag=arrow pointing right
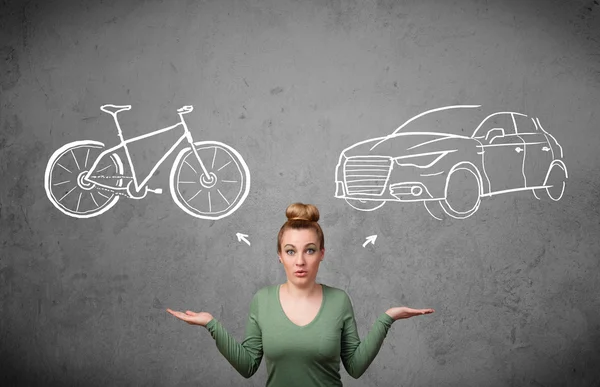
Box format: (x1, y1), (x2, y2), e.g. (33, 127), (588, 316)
(363, 234), (377, 248)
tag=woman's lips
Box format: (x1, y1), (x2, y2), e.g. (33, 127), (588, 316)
(294, 271), (307, 277)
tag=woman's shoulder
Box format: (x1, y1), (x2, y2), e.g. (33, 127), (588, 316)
(321, 283), (346, 292)
(321, 283), (351, 301)
(252, 284), (279, 299)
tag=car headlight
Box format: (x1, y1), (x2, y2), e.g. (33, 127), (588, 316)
(335, 154), (347, 179)
(393, 150), (454, 168)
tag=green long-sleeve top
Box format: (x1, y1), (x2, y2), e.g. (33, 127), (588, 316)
(205, 283), (395, 386)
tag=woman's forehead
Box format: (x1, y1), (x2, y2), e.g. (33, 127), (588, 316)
(281, 229), (319, 245)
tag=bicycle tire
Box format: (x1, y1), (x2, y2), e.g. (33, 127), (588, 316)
(169, 141), (250, 220)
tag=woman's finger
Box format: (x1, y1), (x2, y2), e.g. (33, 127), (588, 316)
(167, 309), (190, 321)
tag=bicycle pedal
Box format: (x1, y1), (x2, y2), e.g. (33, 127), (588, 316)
(148, 188), (163, 194)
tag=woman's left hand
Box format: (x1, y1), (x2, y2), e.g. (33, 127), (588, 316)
(385, 306), (435, 321)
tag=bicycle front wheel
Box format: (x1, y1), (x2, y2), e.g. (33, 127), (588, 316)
(169, 141), (250, 220)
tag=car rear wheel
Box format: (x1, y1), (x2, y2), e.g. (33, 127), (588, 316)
(437, 164), (482, 219)
(345, 198), (386, 212)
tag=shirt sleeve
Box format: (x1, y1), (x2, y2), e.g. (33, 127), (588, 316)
(340, 293), (395, 379)
(204, 292), (263, 378)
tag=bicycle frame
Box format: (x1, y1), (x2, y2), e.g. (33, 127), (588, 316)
(84, 109), (209, 194)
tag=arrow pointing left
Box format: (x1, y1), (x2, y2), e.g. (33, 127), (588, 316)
(236, 233), (251, 246)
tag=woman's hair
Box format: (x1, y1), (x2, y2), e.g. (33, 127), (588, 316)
(277, 203), (325, 253)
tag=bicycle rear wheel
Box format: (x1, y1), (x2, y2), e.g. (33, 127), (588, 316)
(170, 141), (250, 220)
(45, 140), (124, 218)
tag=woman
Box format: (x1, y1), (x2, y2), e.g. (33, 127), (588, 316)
(167, 203), (434, 386)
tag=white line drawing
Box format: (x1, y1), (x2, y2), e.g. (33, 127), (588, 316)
(236, 233), (251, 246)
(45, 105), (251, 220)
(334, 105), (567, 220)
(363, 235), (377, 248)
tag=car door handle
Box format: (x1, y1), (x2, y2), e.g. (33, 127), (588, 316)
(515, 147), (524, 153)
(542, 146), (551, 151)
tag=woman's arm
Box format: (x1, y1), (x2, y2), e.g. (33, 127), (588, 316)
(340, 295), (434, 379)
(340, 295), (394, 379)
(167, 293), (263, 378)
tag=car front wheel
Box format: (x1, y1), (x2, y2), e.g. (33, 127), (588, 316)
(436, 164), (482, 219)
(536, 161), (567, 201)
(345, 198), (386, 212)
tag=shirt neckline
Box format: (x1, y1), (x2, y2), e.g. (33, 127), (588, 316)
(276, 283), (327, 329)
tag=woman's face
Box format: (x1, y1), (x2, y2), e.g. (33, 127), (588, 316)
(279, 228), (324, 286)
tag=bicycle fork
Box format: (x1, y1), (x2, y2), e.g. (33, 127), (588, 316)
(178, 106), (215, 186)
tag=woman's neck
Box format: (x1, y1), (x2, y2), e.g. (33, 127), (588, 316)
(282, 281), (321, 299)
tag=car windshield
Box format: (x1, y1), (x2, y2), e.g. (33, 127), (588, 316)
(391, 105), (485, 137)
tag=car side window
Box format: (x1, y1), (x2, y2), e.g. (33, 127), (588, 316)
(473, 113), (515, 144)
(513, 114), (538, 134)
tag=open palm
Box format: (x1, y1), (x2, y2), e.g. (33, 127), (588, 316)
(386, 306), (435, 321)
(167, 308), (214, 327)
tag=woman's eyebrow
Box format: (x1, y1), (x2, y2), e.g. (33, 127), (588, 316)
(284, 243), (317, 249)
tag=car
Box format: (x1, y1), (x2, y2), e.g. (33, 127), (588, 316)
(334, 105), (568, 219)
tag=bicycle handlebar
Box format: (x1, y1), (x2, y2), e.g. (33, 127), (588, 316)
(177, 106), (194, 113)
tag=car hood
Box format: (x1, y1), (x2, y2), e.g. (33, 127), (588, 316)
(341, 133), (471, 158)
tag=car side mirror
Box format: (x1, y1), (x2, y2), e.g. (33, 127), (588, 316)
(485, 127), (505, 143)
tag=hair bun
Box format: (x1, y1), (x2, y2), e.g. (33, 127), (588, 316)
(286, 203), (320, 222)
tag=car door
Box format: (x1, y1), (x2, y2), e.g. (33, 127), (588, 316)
(476, 113), (526, 194)
(512, 114), (554, 188)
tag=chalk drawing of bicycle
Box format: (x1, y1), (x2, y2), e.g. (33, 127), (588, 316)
(44, 104), (250, 220)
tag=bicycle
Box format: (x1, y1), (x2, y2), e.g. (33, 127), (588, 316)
(44, 104), (251, 220)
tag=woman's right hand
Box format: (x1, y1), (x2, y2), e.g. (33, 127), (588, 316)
(167, 308), (214, 327)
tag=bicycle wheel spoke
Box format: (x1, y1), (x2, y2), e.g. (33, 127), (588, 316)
(184, 160), (197, 174)
(222, 180), (238, 183)
(90, 192), (99, 207)
(208, 191), (212, 212)
(71, 149), (81, 170)
(59, 186), (77, 202)
(188, 188), (203, 202)
(76, 192), (82, 212)
(217, 161), (231, 171)
(211, 147), (217, 169)
(217, 189), (230, 206)
(96, 164), (112, 173)
(53, 180), (71, 186)
(179, 181), (196, 184)
(98, 191), (110, 199)
(84, 149), (90, 168)
(57, 163), (72, 173)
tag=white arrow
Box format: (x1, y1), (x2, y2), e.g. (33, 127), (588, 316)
(363, 235), (377, 248)
(236, 233), (251, 246)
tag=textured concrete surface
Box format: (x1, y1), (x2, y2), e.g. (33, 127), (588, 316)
(1, 0), (599, 386)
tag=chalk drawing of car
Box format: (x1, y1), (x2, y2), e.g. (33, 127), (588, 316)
(334, 105), (567, 219)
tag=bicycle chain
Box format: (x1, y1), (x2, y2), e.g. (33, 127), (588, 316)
(90, 175), (132, 198)
(90, 175), (133, 179)
(95, 186), (131, 198)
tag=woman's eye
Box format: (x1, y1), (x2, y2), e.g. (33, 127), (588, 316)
(286, 250), (295, 256)
(307, 249), (315, 254)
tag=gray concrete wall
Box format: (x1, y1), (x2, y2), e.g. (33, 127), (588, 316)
(1, 0), (599, 386)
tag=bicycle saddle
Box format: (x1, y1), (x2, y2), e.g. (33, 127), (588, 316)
(177, 105), (194, 114)
(100, 104), (132, 114)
